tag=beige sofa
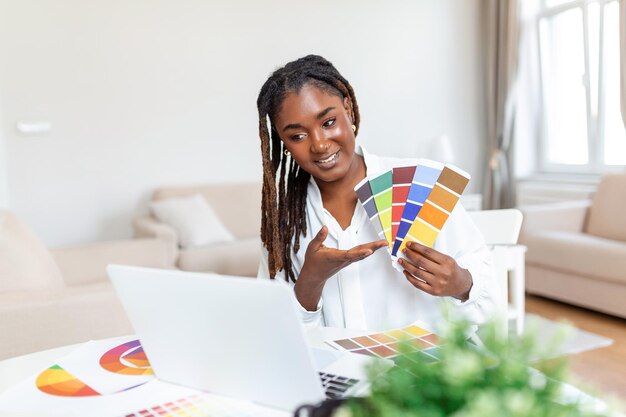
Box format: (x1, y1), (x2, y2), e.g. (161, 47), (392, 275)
(519, 174), (626, 318)
(133, 183), (262, 277)
(0, 210), (177, 360)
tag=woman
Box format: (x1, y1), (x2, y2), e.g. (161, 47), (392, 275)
(257, 55), (496, 332)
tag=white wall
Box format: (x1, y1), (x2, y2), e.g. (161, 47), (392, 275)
(0, 0), (487, 246)
(0, 108), (7, 208)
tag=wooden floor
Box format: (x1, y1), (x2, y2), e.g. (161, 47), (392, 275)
(525, 294), (626, 402)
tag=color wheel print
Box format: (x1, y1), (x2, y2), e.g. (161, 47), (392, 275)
(35, 339), (153, 397)
(36, 364), (100, 397)
(100, 339), (153, 375)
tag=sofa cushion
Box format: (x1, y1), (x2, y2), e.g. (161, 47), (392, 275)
(152, 183), (262, 239)
(51, 238), (177, 286)
(0, 281), (133, 359)
(586, 174), (626, 242)
(0, 210), (64, 293)
(150, 194), (234, 249)
(523, 230), (626, 285)
(177, 237), (261, 277)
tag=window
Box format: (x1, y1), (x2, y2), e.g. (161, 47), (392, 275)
(537, 0), (626, 172)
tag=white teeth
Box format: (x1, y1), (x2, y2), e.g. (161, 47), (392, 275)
(317, 153), (337, 163)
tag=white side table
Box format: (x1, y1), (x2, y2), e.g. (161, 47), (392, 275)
(490, 244), (527, 336)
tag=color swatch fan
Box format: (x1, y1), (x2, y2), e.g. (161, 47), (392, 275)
(355, 160), (470, 263)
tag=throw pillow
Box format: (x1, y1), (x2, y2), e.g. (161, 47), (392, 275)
(587, 174), (626, 242)
(0, 210), (65, 293)
(150, 194), (235, 248)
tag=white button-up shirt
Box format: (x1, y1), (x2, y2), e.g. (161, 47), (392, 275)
(258, 146), (496, 332)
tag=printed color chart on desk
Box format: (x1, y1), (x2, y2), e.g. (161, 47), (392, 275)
(35, 338), (154, 398)
(36, 364), (100, 397)
(119, 392), (283, 417)
(2, 338), (285, 417)
(325, 325), (442, 363)
(100, 339), (153, 376)
(120, 394), (217, 417)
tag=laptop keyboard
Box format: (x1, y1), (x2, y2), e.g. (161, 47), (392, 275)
(318, 372), (359, 399)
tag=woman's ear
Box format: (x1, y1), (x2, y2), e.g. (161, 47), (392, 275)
(343, 97), (354, 123)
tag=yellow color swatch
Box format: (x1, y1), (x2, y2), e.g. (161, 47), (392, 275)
(402, 325), (430, 337)
(399, 220), (438, 251)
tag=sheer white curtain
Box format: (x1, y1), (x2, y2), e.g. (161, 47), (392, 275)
(484, 0), (521, 209)
(619, 0), (626, 127)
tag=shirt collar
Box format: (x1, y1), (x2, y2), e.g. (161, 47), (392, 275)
(356, 144), (380, 176)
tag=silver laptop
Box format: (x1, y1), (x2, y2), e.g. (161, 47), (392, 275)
(107, 265), (385, 411)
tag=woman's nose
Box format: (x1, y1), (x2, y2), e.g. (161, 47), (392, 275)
(310, 132), (331, 154)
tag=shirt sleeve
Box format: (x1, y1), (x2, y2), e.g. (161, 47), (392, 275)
(439, 205), (498, 327)
(257, 244), (324, 326)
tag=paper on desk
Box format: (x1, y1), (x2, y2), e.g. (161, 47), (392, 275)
(1, 376), (288, 417)
(0, 336), (151, 414)
(0, 337), (289, 417)
(47, 336), (154, 394)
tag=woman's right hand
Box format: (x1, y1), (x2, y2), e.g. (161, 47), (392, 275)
(294, 226), (388, 311)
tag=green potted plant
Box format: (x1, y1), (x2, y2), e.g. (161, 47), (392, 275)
(295, 317), (617, 417)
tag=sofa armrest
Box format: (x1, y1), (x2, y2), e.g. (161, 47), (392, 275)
(133, 215), (178, 244)
(519, 200), (591, 236)
(50, 238), (178, 286)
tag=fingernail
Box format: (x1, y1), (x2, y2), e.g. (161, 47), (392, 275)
(402, 249), (407, 254)
(406, 242), (412, 248)
(398, 258), (403, 264)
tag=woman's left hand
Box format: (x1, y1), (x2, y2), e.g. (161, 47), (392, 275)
(398, 241), (473, 301)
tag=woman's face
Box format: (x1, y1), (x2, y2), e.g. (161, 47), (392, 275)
(273, 84), (357, 184)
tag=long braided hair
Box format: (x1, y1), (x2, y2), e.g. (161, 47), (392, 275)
(257, 55), (360, 282)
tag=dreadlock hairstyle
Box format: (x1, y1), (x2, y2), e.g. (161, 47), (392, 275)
(257, 55), (361, 282)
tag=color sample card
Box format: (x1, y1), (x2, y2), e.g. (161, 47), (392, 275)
(325, 325), (441, 362)
(369, 170), (393, 248)
(398, 164), (470, 252)
(391, 160), (443, 257)
(355, 177), (386, 242)
(391, 166), (416, 245)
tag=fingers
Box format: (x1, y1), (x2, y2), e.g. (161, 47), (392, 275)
(401, 246), (439, 274)
(309, 226), (328, 251)
(310, 236), (387, 267)
(342, 250), (372, 264)
(343, 239), (388, 262)
(405, 241), (445, 264)
(355, 239), (388, 253)
(398, 257), (435, 285)
(403, 270), (435, 295)
(322, 244), (380, 265)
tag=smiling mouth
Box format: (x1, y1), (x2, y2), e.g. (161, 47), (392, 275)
(315, 151), (339, 167)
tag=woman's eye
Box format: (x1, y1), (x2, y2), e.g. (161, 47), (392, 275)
(322, 118), (336, 128)
(290, 133), (306, 141)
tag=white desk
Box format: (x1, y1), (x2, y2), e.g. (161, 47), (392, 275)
(0, 327), (363, 397)
(0, 327), (618, 417)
